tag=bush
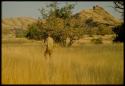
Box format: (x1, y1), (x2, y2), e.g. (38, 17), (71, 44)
(91, 37), (103, 44)
(26, 24), (41, 40)
(112, 23), (124, 42)
(15, 28), (27, 38)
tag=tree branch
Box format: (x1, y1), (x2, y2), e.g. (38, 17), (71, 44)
(114, 1), (124, 9)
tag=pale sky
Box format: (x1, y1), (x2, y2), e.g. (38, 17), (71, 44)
(2, 1), (122, 20)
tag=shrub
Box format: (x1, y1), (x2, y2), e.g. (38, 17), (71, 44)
(26, 24), (41, 40)
(15, 28), (27, 38)
(112, 23), (124, 42)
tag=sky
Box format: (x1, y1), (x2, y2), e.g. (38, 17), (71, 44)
(2, 1), (122, 20)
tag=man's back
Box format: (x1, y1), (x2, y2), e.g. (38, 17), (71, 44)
(46, 36), (54, 50)
(66, 37), (70, 47)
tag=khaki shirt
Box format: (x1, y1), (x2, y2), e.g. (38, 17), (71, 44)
(45, 36), (54, 50)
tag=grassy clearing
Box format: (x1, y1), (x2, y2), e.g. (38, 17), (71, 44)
(2, 38), (123, 84)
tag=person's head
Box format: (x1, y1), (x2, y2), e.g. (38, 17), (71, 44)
(48, 30), (53, 37)
(48, 32), (51, 37)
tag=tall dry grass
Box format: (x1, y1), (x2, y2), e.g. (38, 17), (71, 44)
(2, 38), (123, 84)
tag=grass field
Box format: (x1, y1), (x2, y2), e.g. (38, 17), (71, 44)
(2, 38), (124, 84)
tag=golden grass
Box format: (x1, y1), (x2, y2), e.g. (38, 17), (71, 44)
(2, 38), (123, 84)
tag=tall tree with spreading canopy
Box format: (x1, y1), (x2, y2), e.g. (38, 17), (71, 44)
(26, 2), (83, 46)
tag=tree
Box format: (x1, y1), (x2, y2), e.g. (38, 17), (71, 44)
(45, 2), (83, 46)
(112, 1), (124, 42)
(26, 24), (41, 40)
(112, 23), (124, 42)
(26, 2), (83, 47)
(113, 1), (124, 13)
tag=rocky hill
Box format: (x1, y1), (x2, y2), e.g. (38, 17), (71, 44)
(73, 5), (122, 27)
(2, 17), (37, 30)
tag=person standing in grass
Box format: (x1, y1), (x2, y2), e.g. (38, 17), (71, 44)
(66, 37), (70, 47)
(44, 32), (54, 60)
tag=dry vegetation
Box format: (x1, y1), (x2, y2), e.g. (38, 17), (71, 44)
(2, 2), (123, 85)
(2, 38), (123, 84)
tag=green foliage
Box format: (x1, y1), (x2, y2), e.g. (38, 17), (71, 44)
(26, 24), (41, 40)
(15, 28), (27, 38)
(26, 2), (84, 47)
